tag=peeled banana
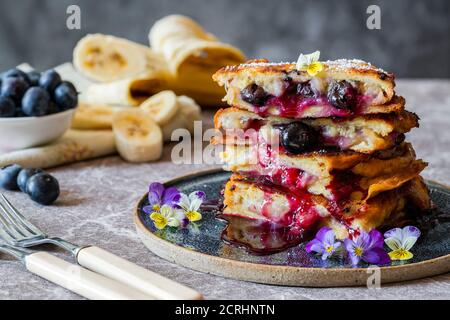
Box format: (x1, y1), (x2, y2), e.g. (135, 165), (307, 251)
(73, 34), (168, 82)
(112, 109), (163, 163)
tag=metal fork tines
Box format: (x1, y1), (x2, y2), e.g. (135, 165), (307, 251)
(0, 194), (79, 254)
(0, 193), (202, 300)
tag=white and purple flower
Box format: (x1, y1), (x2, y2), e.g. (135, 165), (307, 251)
(145, 182), (205, 230)
(344, 230), (391, 266)
(305, 227), (342, 260)
(177, 191), (206, 223)
(384, 226), (421, 261)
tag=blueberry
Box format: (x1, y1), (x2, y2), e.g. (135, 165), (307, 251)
(241, 84), (271, 106)
(297, 82), (314, 97)
(0, 164), (22, 190)
(47, 100), (59, 114)
(27, 71), (41, 87)
(17, 168), (44, 193)
(22, 87), (51, 116)
(26, 173), (60, 205)
(327, 80), (357, 110)
(1, 77), (29, 104)
(15, 107), (26, 117)
(54, 81), (78, 110)
(0, 96), (16, 117)
(2, 68), (30, 84)
(39, 69), (61, 93)
(280, 122), (317, 154)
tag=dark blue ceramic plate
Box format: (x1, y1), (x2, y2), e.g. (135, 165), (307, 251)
(134, 169), (450, 286)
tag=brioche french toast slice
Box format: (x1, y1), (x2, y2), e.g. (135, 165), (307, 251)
(213, 107), (418, 153)
(220, 142), (427, 201)
(222, 175), (431, 240)
(213, 59), (400, 119)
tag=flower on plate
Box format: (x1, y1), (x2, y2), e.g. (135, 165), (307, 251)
(177, 191), (205, 222)
(143, 182), (181, 215)
(305, 227), (342, 260)
(150, 204), (186, 230)
(344, 230), (390, 266)
(296, 51), (324, 76)
(384, 226), (421, 261)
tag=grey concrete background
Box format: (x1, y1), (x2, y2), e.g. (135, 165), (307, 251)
(0, 0), (449, 77)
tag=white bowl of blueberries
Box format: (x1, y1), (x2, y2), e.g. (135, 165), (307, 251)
(0, 68), (78, 152)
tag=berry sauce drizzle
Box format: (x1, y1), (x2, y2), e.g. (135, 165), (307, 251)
(251, 90), (373, 119)
(218, 214), (313, 255)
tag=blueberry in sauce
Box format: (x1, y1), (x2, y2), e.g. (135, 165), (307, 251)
(296, 81), (314, 97)
(241, 84), (271, 106)
(327, 80), (357, 110)
(280, 122), (318, 154)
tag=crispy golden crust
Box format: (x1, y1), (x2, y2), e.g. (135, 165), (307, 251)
(213, 58), (396, 108)
(213, 58), (394, 84)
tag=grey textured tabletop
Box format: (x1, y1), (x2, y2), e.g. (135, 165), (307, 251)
(0, 80), (449, 300)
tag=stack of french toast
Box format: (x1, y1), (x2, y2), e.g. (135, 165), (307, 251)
(212, 57), (431, 240)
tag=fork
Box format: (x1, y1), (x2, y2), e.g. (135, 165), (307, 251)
(0, 242), (152, 300)
(0, 194), (202, 300)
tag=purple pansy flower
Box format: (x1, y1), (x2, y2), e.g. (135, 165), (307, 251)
(143, 182), (181, 215)
(344, 230), (390, 266)
(305, 227), (342, 260)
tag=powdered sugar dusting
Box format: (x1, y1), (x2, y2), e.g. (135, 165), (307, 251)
(324, 58), (388, 74)
(224, 58), (389, 75)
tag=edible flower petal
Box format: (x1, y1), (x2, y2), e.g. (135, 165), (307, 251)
(150, 204), (185, 230)
(178, 191), (205, 222)
(344, 230), (390, 266)
(296, 51), (324, 76)
(143, 182), (181, 214)
(305, 227), (342, 260)
(384, 226), (420, 261)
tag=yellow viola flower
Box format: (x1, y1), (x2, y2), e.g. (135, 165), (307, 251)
(150, 205), (185, 230)
(185, 210), (202, 222)
(384, 226), (421, 261)
(388, 249), (413, 261)
(296, 51), (324, 77)
(150, 212), (168, 230)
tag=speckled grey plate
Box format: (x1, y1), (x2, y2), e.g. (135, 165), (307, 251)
(134, 169), (450, 287)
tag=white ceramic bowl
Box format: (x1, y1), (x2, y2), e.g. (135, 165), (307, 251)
(0, 109), (75, 153)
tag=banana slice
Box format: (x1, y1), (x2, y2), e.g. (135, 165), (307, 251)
(73, 34), (151, 82)
(140, 90), (179, 126)
(112, 109), (163, 163)
(72, 103), (117, 130)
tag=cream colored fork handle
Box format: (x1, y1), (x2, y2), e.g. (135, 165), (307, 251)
(25, 252), (153, 300)
(77, 246), (203, 300)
